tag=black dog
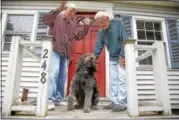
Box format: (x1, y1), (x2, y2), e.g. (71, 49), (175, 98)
(67, 53), (99, 113)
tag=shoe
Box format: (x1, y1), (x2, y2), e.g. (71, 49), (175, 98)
(112, 104), (127, 112)
(48, 100), (55, 110)
(59, 101), (67, 106)
(103, 102), (115, 109)
(54, 101), (67, 106)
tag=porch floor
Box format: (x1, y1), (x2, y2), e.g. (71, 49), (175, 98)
(48, 104), (128, 119)
(2, 101), (179, 120)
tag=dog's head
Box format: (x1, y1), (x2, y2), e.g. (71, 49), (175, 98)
(77, 53), (97, 72)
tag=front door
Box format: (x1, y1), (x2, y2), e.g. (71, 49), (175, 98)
(67, 13), (106, 97)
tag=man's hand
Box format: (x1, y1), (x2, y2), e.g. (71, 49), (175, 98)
(119, 56), (125, 68)
(79, 18), (91, 25)
(56, 0), (68, 11)
(68, 57), (73, 66)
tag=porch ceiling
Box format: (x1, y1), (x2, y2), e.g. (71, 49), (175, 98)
(110, 0), (179, 8)
(2, 0), (179, 8)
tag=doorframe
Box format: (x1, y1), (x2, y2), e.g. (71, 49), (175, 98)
(64, 1), (114, 99)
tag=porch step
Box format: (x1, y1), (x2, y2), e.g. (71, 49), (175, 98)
(138, 102), (163, 112)
(139, 105), (163, 112)
(12, 99), (164, 113)
(11, 105), (36, 114)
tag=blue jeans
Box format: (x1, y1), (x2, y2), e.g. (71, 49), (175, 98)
(109, 60), (127, 107)
(48, 51), (67, 102)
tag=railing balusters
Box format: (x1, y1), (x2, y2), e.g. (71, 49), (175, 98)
(3, 36), (23, 116)
(152, 41), (171, 115)
(2, 36), (52, 117)
(124, 39), (171, 117)
(124, 39), (139, 117)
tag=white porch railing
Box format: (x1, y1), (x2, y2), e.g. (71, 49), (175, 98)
(2, 36), (52, 117)
(124, 40), (172, 117)
(2, 37), (172, 117)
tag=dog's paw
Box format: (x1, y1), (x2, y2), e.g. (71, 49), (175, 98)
(83, 107), (90, 113)
(91, 105), (99, 110)
(67, 96), (74, 110)
(67, 104), (74, 110)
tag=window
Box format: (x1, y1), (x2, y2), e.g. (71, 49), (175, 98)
(3, 14), (34, 51)
(137, 20), (162, 41)
(136, 20), (163, 65)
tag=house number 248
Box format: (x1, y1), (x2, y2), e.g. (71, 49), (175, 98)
(40, 49), (48, 84)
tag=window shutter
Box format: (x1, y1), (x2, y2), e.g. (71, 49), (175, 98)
(36, 12), (48, 40)
(35, 12), (48, 55)
(114, 14), (132, 38)
(165, 18), (179, 69)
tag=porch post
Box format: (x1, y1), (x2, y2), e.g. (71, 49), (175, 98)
(2, 36), (23, 116)
(152, 41), (171, 115)
(124, 39), (139, 117)
(36, 39), (52, 117)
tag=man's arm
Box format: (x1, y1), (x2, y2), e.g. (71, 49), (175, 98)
(93, 31), (104, 59)
(73, 24), (89, 40)
(73, 17), (95, 40)
(42, 0), (67, 27)
(116, 20), (128, 68)
(118, 21), (128, 58)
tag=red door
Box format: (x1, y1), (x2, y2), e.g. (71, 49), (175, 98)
(67, 14), (106, 97)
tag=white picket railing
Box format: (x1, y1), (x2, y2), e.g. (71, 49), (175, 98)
(124, 40), (171, 117)
(2, 37), (172, 117)
(2, 36), (52, 117)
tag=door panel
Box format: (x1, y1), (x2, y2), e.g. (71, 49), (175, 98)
(67, 23), (106, 97)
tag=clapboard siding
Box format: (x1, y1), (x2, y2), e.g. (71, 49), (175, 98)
(168, 69), (179, 109)
(1, 53), (40, 102)
(1, 53), (179, 109)
(137, 69), (179, 109)
(1, 54), (9, 104)
(137, 70), (156, 103)
(113, 2), (179, 18)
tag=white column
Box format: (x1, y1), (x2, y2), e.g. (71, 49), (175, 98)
(36, 39), (52, 117)
(124, 39), (139, 117)
(105, 4), (113, 99)
(2, 36), (23, 116)
(152, 41), (171, 115)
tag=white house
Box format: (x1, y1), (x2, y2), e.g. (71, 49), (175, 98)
(1, 0), (179, 117)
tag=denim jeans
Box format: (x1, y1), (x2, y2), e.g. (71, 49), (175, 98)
(48, 51), (67, 102)
(109, 60), (127, 107)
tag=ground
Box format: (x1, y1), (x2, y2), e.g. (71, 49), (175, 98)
(1, 100), (179, 120)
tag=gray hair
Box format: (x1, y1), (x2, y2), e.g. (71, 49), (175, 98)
(94, 11), (109, 21)
(65, 3), (77, 10)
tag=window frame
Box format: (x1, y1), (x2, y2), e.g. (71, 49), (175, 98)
(137, 20), (163, 41)
(132, 15), (171, 68)
(1, 10), (38, 53)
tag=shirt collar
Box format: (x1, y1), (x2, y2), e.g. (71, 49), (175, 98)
(103, 20), (112, 32)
